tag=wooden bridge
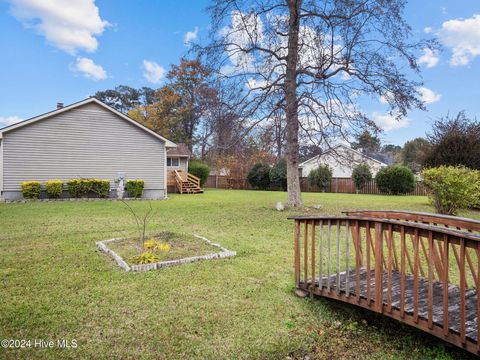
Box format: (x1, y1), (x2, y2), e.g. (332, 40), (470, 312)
(290, 210), (480, 355)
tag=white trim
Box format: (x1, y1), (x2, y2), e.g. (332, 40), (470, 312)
(0, 139), (3, 194)
(0, 98), (177, 148)
(164, 144), (168, 198)
(299, 144), (387, 168)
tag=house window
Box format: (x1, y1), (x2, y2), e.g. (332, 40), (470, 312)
(167, 157), (179, 167)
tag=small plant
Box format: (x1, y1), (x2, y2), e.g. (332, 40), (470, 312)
(157, 243), (171, 252)
(144, 238), (161, 250)
(308, 165), (332, 192)
(128, 252), (159, 265)
(20, 181), (42, 199)
(45, 180), (64, 198)
(352, 164), (372, 193)
(188, 160), (210, 186)
(126, 180), (144, 198)
(375, 165), (415, 195)
(121, 201), (154, 248)
(423, 166), (480, 215)
(143, 238), (170, 252)
(247, 163), (271, 190)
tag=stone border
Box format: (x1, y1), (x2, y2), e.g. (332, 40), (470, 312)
(96, 234), (236, 272)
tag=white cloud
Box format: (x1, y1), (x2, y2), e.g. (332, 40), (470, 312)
(0, 115), (23, 128)
(418, 48), (440, 68)
(184, 26), (198, 44)
(142, 60), (165, 84)
(424, 27), (433, 34)
(73, 57), (107, 80)
(372, 112), (410, 132)
(418, 86), (442, 104)
(440, 14), (480, 66)
(9, 0), (109, 55)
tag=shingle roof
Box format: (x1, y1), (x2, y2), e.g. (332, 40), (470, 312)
(167, 143), (191, 157)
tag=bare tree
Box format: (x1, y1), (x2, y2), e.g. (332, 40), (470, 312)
(198, 0), (434, 206)
(121, 201), (154, 249)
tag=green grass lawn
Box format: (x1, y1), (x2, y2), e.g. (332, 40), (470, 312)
(1, 190), (479, 359)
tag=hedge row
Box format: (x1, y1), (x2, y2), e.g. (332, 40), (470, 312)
(19, 179), (145, 199)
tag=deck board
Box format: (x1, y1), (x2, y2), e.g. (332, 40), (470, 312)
(306, 268), (479, 341)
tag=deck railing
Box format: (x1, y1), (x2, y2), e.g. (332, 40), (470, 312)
(290, 214), (480, 354)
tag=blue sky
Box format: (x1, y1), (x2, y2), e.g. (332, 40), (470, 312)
(0, 0), (479, 146)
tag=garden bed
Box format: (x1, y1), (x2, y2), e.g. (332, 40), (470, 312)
(96, 232), (236, 272)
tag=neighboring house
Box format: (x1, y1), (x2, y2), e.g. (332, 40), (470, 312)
(0, 97), (179, 200)
(299, 144), (387, 178)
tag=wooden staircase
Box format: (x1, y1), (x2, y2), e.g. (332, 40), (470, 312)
(174, 170), (203, 194)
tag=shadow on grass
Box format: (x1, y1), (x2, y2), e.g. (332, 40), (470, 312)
(292, 294), (476, 360)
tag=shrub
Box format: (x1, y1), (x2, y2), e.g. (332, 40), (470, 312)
(308, 165), (332, 192)
(247, 163), (271, 190)
(126, 180), (144, 198)
(90, 179), (111, 198)
(45, 180), (64, 198)
(67, 179), (88, 198)
(352, 164), (372, 192)
(128, 252), (159, 265)
(269, 159), (287, 190)
(20, 181), (41, 199)
(188, 160), (210, 186)
(422, 166), (480, 215)
(375, 165), (415, 195)
(473, 171), (480, 209)
(67, 179), (110, 198)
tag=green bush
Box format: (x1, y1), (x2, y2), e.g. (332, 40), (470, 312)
(308, 165), (332, 192)
(126, 180), (145, 198)
(67, 179), (88, 198)
(90, 179), (111, 198)
(188, 160), (209, 186)
(21, 181), (42, 199)
(247, 163), (271, 190)
(473, 171), (480, 209)
(375, 165), (415, 195)
(422, 166), (480, 215)
(67, 179), (110, 198)
(45, 180), (64, 198)
(269, 159), (287, 190)
(352, 164), (372, 192)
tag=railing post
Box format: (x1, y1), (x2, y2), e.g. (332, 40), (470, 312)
(294, 220), (300, 287)
(374, 222), (383, 313)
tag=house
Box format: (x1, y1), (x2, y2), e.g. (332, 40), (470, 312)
(299, 144), (387, 178)
(0, 98), (201, 200)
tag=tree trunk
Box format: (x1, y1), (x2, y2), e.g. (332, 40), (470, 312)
(284, 0), (303, 207)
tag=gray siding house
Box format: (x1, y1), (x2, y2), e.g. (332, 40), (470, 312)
(0, 98), (177, 200)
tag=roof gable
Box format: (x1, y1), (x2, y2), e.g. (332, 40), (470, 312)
(0, 98), (177, 147)
(299, 144), (387, 167)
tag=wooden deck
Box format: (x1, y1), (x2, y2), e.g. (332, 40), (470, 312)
(303, 268), (479, 341)
(290, 212), (480, 355)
